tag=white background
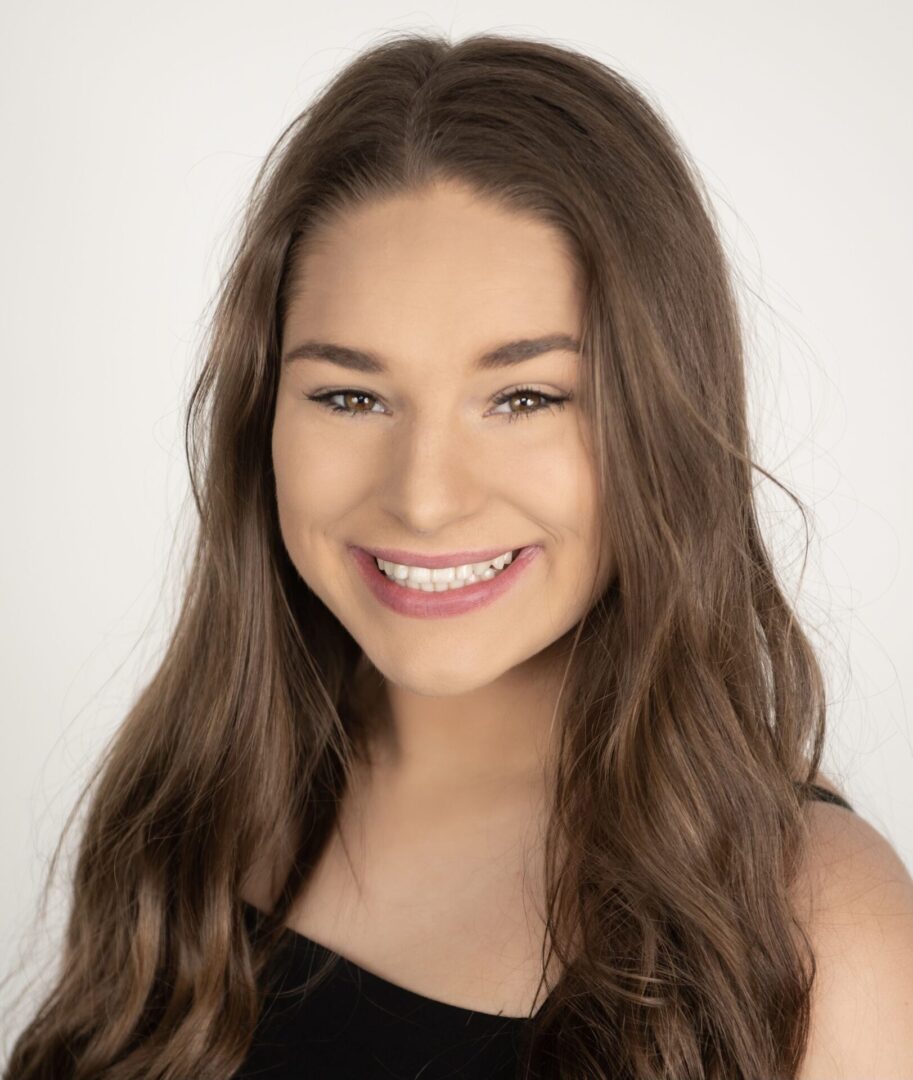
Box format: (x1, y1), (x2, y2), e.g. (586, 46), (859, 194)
(2, 0), (910, 1050)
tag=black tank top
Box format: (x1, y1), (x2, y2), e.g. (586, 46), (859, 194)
(231, 782), (853, 1079)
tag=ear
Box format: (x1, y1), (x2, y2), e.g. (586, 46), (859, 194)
(795, 801), (913, 1079)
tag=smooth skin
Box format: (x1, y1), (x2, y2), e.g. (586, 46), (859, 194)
(255, 179), (913, 1064)
(793, 798), (913, 1078)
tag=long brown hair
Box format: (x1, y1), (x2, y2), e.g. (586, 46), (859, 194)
(6, 30), (831, 1079)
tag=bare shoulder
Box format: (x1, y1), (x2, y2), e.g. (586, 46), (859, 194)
(793, 783), (913, 1078)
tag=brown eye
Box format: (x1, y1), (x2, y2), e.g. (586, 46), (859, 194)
(308, 390), (381, 418)
(491, 387), (570, 423)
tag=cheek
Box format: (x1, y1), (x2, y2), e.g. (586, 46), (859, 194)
(532, 439), (604, 590)
(522, 437), (596, 525)
(271, 415), (369, 523)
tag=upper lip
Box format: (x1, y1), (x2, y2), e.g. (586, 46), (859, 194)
(355, 544), (528, 569)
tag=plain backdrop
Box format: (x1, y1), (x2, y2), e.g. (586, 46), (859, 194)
(2, 0), (911, 1051)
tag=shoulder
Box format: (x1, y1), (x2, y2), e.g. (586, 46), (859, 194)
(793, 784), (913, 1078)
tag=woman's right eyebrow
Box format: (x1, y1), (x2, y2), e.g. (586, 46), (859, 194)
(280, 332), (580, 374)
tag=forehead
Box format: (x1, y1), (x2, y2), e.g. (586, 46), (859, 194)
(283, 183), (581, 355)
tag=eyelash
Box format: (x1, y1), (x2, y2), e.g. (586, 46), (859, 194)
(306, 387), (570, 423)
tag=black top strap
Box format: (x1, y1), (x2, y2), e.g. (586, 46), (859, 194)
(800, 782), (854, 812)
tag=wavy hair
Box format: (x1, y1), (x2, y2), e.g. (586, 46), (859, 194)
(6, 30), (832, 1079)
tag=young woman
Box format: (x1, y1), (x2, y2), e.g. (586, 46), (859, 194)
(7, 30), (913, 1080)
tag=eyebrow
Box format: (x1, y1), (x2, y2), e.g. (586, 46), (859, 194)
(280, 332), (580, 373)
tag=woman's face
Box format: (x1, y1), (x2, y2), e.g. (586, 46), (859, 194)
(272, 179), (612, 697)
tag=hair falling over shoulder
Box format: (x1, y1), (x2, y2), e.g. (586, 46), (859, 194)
(5, 30), (830, 1080)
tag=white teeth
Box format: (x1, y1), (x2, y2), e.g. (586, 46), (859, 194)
(376, 549), (518, 590)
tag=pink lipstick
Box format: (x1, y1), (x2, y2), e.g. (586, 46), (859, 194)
(349, 544), (541, 619)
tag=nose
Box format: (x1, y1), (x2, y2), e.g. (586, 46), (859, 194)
(378, 408), (489, 536)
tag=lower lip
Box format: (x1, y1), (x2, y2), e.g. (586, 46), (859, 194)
(349, 545), (542, 619)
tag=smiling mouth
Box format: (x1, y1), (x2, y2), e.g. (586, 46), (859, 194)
(371, 548), (526, 591)
(349, 543), (542, 618)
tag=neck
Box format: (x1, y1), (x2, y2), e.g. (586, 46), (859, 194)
(347, 640), (574, 798)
